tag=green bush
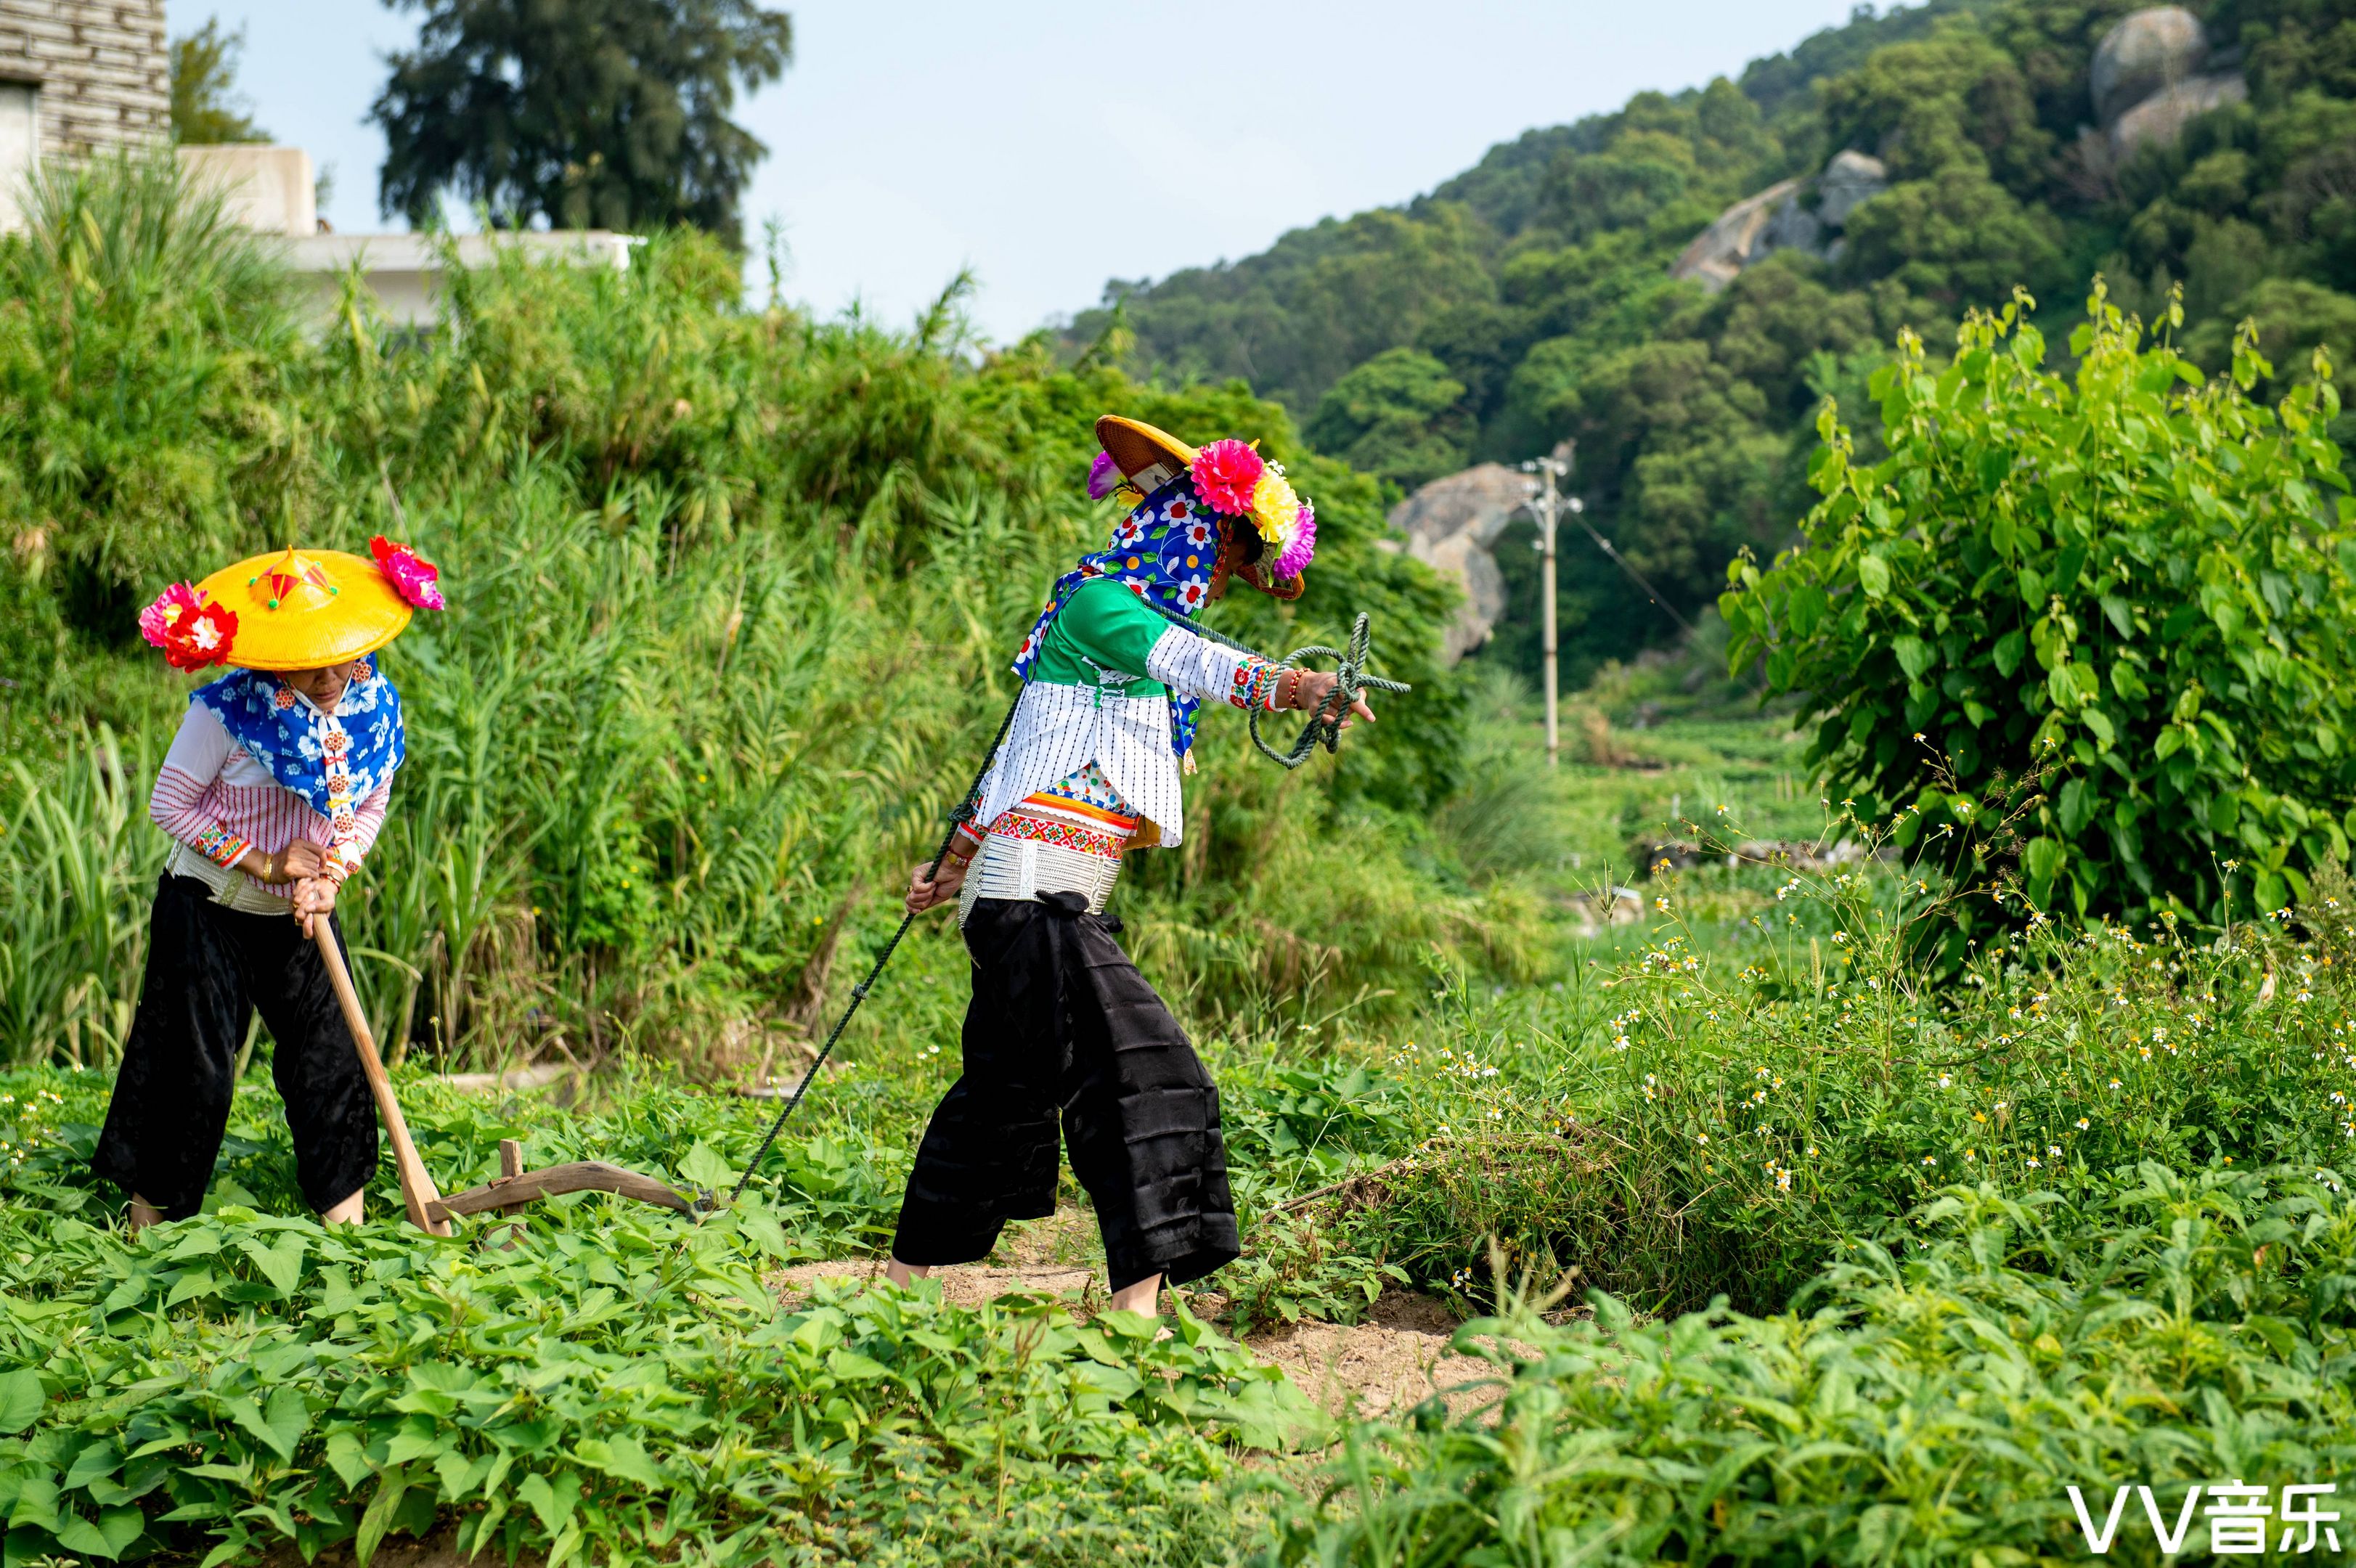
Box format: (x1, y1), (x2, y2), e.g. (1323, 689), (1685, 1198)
(1722, 286), (2356, 923)
(1254, 825), (2356, 1318)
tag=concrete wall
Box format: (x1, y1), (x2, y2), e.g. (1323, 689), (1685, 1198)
(287, 232), (640, 327)
(0, 1), (170, 166)
(179, 143), (316, 235)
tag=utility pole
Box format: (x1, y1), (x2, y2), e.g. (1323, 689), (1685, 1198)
(1520, 441), (1578, 767)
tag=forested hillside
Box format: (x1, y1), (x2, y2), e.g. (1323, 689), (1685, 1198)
(1065, 0), (2356, 677)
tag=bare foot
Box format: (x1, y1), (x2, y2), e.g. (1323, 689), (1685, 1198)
(320, 1190), (364, 1226)
(884, 1257), (933, 1289)
(127, 1194), (163, 1237)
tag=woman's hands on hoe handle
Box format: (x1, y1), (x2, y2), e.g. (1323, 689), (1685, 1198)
(232, 841), (338, 936)
(243, 840), (326, 886)
(292, 876), (338, 939)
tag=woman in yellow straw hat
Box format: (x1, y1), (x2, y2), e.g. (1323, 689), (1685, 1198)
(92, 536), (446, 1235)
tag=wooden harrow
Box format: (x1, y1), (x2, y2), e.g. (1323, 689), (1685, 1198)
(314, 927), (704, 1235)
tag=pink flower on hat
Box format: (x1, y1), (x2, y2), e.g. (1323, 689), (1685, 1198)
(139, 582), (205, 648)
(1086, 450), (1121, 500)
(1189, 439), (1264, 515)
(370, 536), (446, 611)
(139, 582), (238, 669)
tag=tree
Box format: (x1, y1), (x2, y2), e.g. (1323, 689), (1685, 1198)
(1723, 285), (2356, 927)
(370, 0), (793, 246)
(169, 18), (269, 145)
(1305, 348), (1472, 491)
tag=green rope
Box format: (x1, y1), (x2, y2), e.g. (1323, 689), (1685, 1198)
(1148, 603), (1413, 769)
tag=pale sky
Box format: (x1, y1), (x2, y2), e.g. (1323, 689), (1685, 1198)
(171, 1), (1876, 341)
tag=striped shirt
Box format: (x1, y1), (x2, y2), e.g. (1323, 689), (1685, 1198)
(151, 702), (392, 910)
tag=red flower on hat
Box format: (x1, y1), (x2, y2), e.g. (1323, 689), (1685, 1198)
(139, 583), (238, 670)
(370, 536), (446, 611)
(1189, 439), (1264, 516)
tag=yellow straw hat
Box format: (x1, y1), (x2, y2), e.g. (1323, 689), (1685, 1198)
(190, 546), (415, 671)
(1094, 415), (1197, 489)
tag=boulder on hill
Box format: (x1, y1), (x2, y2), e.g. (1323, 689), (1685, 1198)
(1387, 463), (1533, 664)
(1669, 152), (1887, 294)
(2090, 6), (2208, 128)
(1669, 177), (1803, 293)
(2088, 7), (2249, 158)
(2110, 70), (2248, 154)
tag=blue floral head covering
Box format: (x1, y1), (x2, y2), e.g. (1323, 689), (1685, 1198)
(192, 661), (406, 826)
(1012, 473), (1222, 756)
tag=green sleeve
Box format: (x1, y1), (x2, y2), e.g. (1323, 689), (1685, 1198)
(1038, 577), (1171, 685)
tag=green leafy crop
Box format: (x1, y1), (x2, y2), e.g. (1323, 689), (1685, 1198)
(0, 1198), (1315, 1567)
(1724, 286), (2356, 924)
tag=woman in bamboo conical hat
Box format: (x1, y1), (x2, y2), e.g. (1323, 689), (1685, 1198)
(92, 538), (446, 1235)
(888, 417), (1373, 1316)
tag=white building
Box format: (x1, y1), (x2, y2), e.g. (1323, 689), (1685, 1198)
(179, 143), (637, 327)
(3, 6), (633, 324)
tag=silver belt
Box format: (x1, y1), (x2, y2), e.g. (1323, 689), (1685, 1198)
(958, 833), (1121, 924)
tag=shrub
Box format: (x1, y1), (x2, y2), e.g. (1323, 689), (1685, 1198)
(1722, 285), (2356, 923)
(1264, 1166), (2356, 1567)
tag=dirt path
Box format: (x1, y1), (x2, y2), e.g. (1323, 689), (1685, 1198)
(772, 1206), (1496, 1423)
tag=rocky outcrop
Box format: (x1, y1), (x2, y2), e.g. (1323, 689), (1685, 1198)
(1387, 463), (1533, 664)
(1674, 7), (2249, 292)
(1815, 149), (1890, 229)
(2090, 7), (2207, 127)
(1668, 152), (1887, 294)
(2110, 70), (2248, 152)
(2090, 7), (2249, 158)
(1668, 178), (1802, 293)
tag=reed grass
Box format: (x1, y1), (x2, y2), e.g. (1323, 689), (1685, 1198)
(0, 155), (1525, 1072)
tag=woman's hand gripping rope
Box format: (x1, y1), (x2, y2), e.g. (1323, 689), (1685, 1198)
(1249, 613), (1410, 769)
(907, 840), (974, 915)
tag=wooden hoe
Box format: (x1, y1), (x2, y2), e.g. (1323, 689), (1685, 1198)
(313, 927), (703, 1235)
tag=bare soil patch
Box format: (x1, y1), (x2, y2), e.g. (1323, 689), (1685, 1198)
(771, 1208), (1496, 1425)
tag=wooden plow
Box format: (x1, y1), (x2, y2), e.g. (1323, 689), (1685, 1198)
(314, 927), (707, 1236)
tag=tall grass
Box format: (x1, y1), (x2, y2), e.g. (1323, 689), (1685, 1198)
(0, 727), (153, 1068)
(0, 156), (1525, 1072)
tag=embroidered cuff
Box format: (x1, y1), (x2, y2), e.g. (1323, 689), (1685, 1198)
(192, 822), (251, 869)
(324, 844), (362, 882)
(1227, 656), (1281, 712)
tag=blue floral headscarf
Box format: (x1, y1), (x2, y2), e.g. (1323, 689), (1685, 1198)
(1012, 473), (1222, 756)
(192, 662), (406, 826)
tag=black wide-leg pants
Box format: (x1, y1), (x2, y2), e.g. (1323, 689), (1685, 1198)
(91, 874), (380, 1220)
(892, 893), (1240, 1290)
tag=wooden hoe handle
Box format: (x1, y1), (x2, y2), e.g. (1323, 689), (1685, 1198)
(313, 924), (452, 1236)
